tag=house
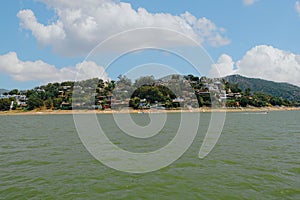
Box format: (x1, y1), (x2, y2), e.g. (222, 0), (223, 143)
(60, 102), (71, 110)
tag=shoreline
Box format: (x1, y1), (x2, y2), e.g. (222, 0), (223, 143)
(0, 106), (300, 116)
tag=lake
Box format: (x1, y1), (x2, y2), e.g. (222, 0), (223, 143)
(1, 111), (299, 199)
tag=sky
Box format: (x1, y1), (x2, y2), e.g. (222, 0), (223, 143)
(1, 0), (300, 90)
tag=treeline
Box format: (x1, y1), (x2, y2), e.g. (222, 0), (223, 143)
(129, 85), (178, 109)
(0, 74), (298, 111)
(0, 98), (14, 111)
(185, 74), (298, 107)
(225, 74), (300, 102)
(116, 75), (179, 109)
(222, 78), (297, 107)
(226, 92), (296, 107)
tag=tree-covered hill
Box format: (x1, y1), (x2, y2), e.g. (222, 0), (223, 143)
(224, 75), (300, 101)
(1, 74), (299, 111)
(0, 89), (8, 94)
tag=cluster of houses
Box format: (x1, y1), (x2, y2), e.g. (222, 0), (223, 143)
(110, 76), (237, 109)
(1, 76), (243, 110)
(0, 94), (28, 107)
(58, 85), (72, 109)
(71, 82), (113, 110)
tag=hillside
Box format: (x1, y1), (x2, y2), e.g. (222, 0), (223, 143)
(224, 75), (300, 101)
(0, 89), (8, 94)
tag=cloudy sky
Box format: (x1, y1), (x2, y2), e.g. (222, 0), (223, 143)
(1, 0), (300, 89)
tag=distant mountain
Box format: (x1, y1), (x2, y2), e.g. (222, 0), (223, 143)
(0, 89), (8, 95)
(224, 75), (300, 101)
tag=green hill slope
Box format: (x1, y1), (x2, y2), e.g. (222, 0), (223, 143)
(0, 89), (8, 95)
(224, 75), (300, 101)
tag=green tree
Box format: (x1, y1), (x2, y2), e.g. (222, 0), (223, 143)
(129, 97), (140, 109)
(131, 85), (176, 104)
(229, 83), (242, 93)
(0, 98), (11, 111)
(117, 75), (132, 86)
(270, 97), (282, 106)
(53, 98), (63, 109)
(165, 100), (173, 109)
(240, 96), (249, 107)
(45, 99), (53, 109)
(197, 96), (204, 107)
(8, 89), (19, 95)
(134, 76), (155, 88)
(27, 95), (44, 110)
(282, 99), (292, 106)
(245, 88), (251, 96)
(226, 100), (236, 107)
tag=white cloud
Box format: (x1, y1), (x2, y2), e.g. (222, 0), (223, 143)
(17, 10), (66, 47)
(210, 45), (300, 86)
(0, 52), (109, 83)
(209, 54), (235, 77)
(243, 0), (258, 6)
(17, 0), (230, 56)
(236, 45), (300, 86)
(295, 1), (300, 16)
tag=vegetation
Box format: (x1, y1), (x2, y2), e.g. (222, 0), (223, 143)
(0, 98), (13, 111)
(0, 89), (8, 95)
(0, 74), (299, 111)
(27, 94), (44, 110)
(131, 85), (176, 104)
(225, 74), (300, 101)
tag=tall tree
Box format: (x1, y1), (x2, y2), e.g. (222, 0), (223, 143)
(27, 95), (44, 110)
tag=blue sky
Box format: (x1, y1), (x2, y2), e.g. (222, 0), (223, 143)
(1, 0), (300, 90)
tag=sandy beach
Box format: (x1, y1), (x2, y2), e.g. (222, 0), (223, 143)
(1, 106), (299, 116)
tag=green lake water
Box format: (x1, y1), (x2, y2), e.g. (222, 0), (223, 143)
(1, 111), (299, 199)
